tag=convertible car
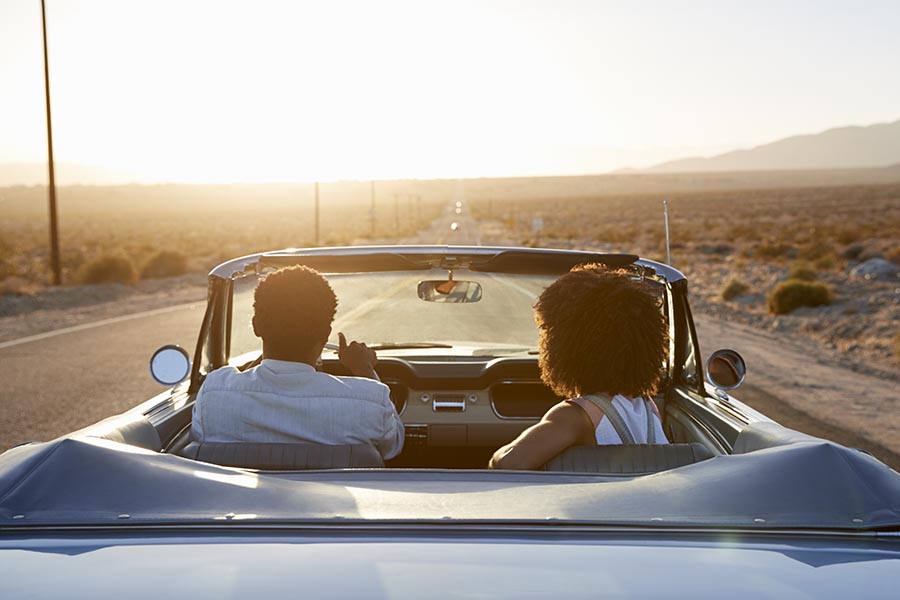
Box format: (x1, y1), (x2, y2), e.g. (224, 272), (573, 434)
(2, 245), (899, 598)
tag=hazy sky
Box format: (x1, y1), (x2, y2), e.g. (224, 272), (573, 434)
(2, 0), (899, 183)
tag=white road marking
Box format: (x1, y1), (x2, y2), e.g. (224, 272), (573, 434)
(0, 301), (203, 350)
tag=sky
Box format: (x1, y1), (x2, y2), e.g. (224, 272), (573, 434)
(2, 0), (899, 183)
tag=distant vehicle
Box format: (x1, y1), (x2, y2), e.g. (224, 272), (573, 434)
(2, 245), (898, 598)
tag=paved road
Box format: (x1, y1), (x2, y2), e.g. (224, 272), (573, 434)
(0, 302), (205, 448)
(2, 206), (897, 468)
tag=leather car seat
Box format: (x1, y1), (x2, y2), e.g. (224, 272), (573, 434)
(178, 441), (385, 470)
(542, 443), (714, 474)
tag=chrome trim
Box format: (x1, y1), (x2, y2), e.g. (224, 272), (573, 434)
(432, 393), (466, 413)
(2, 522), (893, 540)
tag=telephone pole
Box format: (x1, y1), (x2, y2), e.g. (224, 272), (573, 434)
(370, 180), (376, 238)
(41, 0), (61, 285)
(394, 193), (399, 230)
(314, 182), (320, 245)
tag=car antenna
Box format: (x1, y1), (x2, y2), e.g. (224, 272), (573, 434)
(663, 200), (672, 265)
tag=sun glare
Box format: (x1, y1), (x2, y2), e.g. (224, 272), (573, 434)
(2, 1), (899, 183)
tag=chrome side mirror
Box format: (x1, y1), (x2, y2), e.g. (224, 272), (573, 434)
(417, 280), (483, 303)
(150, 345), (191, 386)
(706, 349), (746, 399)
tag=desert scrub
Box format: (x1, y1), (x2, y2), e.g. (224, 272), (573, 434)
(798, 240), (835, 262)
(79, 253), (138, 285)
(813, 254), (838, 270)
(141, 250), (188, 279)
(754, 240), (793, 260)
(885, 247), (900, 265)
(767, 279), (832, 314)
(788, 262), (817, 281)
(721, 278), (750, 301)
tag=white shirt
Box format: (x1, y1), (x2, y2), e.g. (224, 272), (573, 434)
(192, 359), (405, 459)
(572, 394), (669, 445)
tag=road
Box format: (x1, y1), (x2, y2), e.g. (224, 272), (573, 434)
(1, 206), (897, 468)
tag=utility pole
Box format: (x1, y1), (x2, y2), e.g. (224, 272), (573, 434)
(41, 0), (61, 285)
(314, 182), (320, 246)
(370, 180), (376, 238)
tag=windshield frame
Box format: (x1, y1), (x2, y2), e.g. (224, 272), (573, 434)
(190, 245), (697, 395)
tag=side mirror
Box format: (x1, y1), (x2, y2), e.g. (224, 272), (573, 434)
(706, 349), (746, 396)
(417, 280), (483, 303)
(150, 345), (191, 386)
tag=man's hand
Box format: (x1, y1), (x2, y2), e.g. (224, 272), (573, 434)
(338, 332), (379, 380)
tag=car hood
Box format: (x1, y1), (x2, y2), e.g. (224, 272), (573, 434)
(2, 425), (900, 530)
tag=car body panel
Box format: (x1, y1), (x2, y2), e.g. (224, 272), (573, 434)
(2, 532), (899, 599)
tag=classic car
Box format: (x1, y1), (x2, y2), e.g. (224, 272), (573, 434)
(2, 245), (899, 598)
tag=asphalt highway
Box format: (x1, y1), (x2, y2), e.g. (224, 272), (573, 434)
(1, 207), (897, 468)
(0, 301), (205, 449)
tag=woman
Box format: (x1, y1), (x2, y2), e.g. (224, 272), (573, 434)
(489, 264), (669, 470)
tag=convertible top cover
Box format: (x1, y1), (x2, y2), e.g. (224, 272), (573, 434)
(1, 424), (898, 531)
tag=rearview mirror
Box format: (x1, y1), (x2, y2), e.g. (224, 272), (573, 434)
(150, 345), (191, 386)
(417, 280), (483, 303)
(706, 349), (746, 392)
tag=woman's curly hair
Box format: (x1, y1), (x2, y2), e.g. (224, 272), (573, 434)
(535, 264), (668, 399)
(253, 265), (338, 351)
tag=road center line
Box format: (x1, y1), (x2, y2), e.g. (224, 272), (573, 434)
(0, 301), (203, 350)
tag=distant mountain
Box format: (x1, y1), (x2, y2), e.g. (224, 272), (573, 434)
(0, 162), (138, 186)
(646, 119), (900, 173)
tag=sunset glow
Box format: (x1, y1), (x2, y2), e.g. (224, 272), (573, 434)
(2, 0), (900, 183)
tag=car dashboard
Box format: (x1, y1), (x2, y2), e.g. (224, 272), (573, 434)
(319, 354), (560, 467)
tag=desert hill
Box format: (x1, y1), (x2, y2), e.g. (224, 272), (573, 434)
(646, 119), (900, 173)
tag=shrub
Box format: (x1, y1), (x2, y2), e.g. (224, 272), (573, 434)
(767, 279), (832, 314)
(788, 262), (817, 281)
(79, 253), (137, 285)
(897, 330), (900, 362)
(141, 250), (188, 279)
(813, 254), (837, 270)
(836, 228), (862, 245)
(842, 243), (865, 261)
(885, 247), (900, 266)
(721, 278), (750, 301)
(754, 240), (793, 260)
(798, 240), (834, 261)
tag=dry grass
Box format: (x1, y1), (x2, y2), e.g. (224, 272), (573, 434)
(470, 184), (900, 266)
(0, 181), (447, 290)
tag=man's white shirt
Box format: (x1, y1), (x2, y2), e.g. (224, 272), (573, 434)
(192, 359), (404, 459)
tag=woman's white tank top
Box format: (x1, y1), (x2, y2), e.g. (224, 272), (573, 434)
(572, 394), (669, 445)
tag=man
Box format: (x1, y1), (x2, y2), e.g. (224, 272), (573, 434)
(489, 264), (668, 470)
(192, 265), (404, 460)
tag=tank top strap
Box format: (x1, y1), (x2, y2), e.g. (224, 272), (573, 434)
(643, 396), (657, 444)
(582, 394), (637, 445)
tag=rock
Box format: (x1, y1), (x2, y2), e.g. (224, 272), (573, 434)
(849, 258), (899, 281)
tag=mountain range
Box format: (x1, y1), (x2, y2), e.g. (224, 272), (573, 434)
(2, 119), (899, 186)
(643, 118), (900, 173)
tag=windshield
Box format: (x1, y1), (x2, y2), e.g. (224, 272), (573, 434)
(229, 269), (560, 358)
